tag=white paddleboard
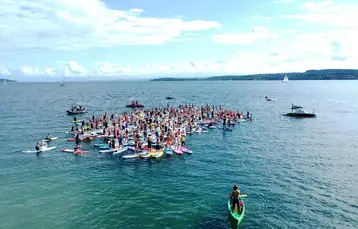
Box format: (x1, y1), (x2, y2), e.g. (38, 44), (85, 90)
(113, 147), (128, 155)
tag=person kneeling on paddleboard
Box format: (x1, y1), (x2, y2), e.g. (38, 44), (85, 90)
(230, 184), (243, 213)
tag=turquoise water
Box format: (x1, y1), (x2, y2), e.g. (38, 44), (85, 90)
(1, 81), (357, 229)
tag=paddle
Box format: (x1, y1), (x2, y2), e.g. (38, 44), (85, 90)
(239, 194), (248, 198)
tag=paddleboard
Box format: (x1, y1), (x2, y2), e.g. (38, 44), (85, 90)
(113, 147), (128, 155)
(122, 154), (138, 160)
(22, 150), (38, 153)
(39, 146), (57, 152)
(44, 137), (58, 141)
(99, 148), (117, 153)
(180, 146), (193, 154)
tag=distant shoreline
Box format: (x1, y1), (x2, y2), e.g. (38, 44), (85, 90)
(151, 69), (358, 81)
(0, 78), (17, 82)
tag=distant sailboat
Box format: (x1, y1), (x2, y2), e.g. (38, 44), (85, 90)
(60, 67), (68, 87)
(283, 75), (289, 83)
(3, 78), (7, 85)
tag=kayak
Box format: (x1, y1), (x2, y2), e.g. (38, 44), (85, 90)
(45, 137), (58, 141)
(150, 150), (164, 159)
(228, 199), (245, 228)
(113, 147), (128, 155)
(171, 146), (183, 155)
(179, 146), (193, 154)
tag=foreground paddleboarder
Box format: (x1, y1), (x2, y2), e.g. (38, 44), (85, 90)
(230, 184), (243, 213)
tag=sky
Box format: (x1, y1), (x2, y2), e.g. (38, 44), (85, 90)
(0, 0), (358, 81)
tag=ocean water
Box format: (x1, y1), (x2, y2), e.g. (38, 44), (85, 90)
(0, 80), (357, 229)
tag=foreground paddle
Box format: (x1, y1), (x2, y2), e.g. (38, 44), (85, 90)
(240, 194), (248, 198)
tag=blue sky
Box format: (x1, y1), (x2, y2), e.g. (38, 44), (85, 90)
(1, 0), (358, 81)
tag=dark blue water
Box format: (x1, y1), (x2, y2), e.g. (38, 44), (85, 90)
(0, 81), (357, 229)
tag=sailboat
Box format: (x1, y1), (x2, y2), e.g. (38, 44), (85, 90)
(283, 75), (289, 83)
(60, 67), (68, 87)
(3, 79), (7, 85)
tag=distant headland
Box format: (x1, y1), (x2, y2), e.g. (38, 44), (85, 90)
(151, 69), (358, 81)
(1, 78), (17, 82)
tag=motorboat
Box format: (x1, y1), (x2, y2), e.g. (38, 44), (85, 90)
(265, 96), (277, 101)
(126, 100), (144, 108)
(66, 105), (88, 115)
(283, 104), (316, 117)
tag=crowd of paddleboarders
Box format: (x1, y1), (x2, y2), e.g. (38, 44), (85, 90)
(65, 103), (252, 157)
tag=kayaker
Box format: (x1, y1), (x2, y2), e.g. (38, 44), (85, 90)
(230, 184), (243, 213)
(46, 133), (50, 140)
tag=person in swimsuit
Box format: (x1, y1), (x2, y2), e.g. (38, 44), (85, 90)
(230, 184), (242, 213)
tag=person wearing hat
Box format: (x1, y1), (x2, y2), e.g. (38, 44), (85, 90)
(230, 184), (242, 213)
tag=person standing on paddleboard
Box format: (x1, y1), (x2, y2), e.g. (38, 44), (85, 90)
(230, 184), (243, 213)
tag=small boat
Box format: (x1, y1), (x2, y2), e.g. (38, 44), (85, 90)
(228, 199), (245, 228)
(265, 96), (277, 101)
(283, 104), (317, 117)
(126, 100), (144, 108)
(67, 109), (88, 115)
(283, 75), (289, 83)
(126, 103), (144, 108)
(166, 96), (175, 100)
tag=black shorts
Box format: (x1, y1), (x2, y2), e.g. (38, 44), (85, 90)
(232, 198), (239, 208)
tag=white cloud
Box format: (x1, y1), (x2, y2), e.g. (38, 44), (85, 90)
(0, 0), (221, 51)
(20, 66), (44, 75)
(68, 61), (86, 75)
(0, 67), (11, 76)
(211, 26), (277, 44)
(274, 0), (295, 3)
(283, 1), (358, 29)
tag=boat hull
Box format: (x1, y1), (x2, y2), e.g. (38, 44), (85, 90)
(228, 199), (245, 228)
(125, 104), (144, 108)
(66, 110), (88, 115)
(284, 113), (316, 117)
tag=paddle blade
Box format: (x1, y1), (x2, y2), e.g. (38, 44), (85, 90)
(239, 194), (248, 198)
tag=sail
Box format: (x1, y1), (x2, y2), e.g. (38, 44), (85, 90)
(60, 67), (68, 86)
(283, 75), (289, 82)
(4, 79), (7, 85)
